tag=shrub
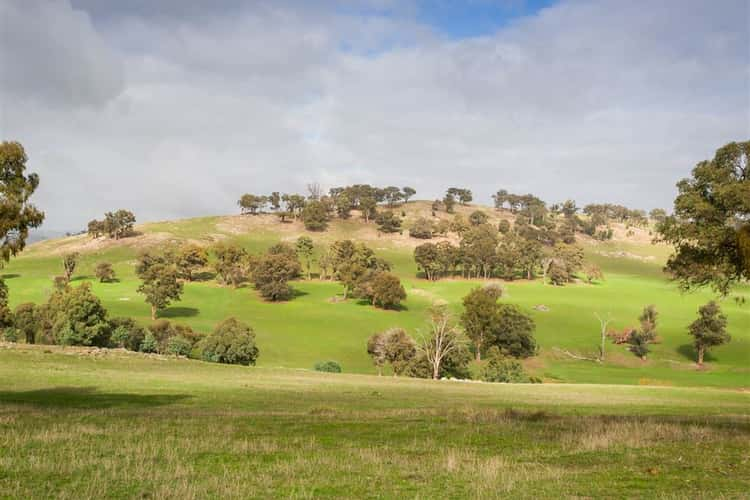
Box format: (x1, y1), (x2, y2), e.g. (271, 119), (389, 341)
(109, 317), (146, 351)
(481, 347), (530, 383)
(314, 360), (342, 373)
(301, 200), (329, 231)
(139, 332), (158, 353)
(375, 211), (402, 233)
(408, 217), (434, 239)
(200, 317), (259, 366)
(13, 302), (38, 344)
(468, 210), (488, 226)
(498, 219), (511, 234)
(166, 335), (192, 356)
(3, 328), (18, 342)
(46, 283), (111, 347)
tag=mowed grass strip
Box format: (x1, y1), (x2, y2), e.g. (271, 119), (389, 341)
(1, 347), (749, 498)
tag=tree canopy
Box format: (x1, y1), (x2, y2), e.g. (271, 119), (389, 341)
(658, 141), (749, 295)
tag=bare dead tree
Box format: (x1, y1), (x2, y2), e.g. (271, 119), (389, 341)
(417, 304), (465, 379)
(306, 182), (322, 201)
(594, 312), (613, 362)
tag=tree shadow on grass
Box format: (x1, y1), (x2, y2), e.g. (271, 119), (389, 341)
(0, 386), (191, 409)
(71, 275), (94, 282)
(291, 288), (309, 299)
(159, 307), (200, 319)
(191, 271), (216, 282)
(353, 299), (408, 311)
(1, 273), (20, 280)
(676, 344), (716, 363)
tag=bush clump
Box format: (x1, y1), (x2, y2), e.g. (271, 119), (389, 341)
(480, 347), (533, 383)
(109, 317), (146, 351)
(165, 335), (192, 356)
(314, 360), (342, 373)
(200, 317), (259, 366)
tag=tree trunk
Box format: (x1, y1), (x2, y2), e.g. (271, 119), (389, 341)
(432, 363), (439, 380)
(151, 304), (157, 321)
(697, 346), (704, 366)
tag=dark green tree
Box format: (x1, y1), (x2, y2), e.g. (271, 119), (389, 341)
(461, 286), (503, 361)
(375, 211), (402, 234)
(688, 301), (730, 366)
(44, 283), (111, 346)
(213, 243), (248, 287)
(62, 252), (79, 282)
(136, 252), (183, 320)
(0, 142), (45, 265)
(94, 262), (116, 283)
(402, 187), (416, 203)
(251, 251), (302, 301)
(238, 194), (267, 214)
(200, 317), (259, 365)
(368, 272), (406, 309)
(383, 328), (417, 376)
(491, 304), (537, 358)
(295, 236), (314, 280)
(658, 141), (750, 295)
(175, 244), (209, 281)
(301, 200), (329, 231)
(13, 303), (38, 344)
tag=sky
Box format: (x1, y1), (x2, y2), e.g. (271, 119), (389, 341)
(1, 0), (748, 231)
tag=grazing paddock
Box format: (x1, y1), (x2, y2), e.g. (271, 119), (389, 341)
(0, 347), (748, 498)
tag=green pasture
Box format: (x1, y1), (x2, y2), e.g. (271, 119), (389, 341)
(3, 213), (749, 387)
(0, 348), (748, 498)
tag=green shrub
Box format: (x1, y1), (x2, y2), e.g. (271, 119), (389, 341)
(200, 317), (259, 366)
(3, 328), (18, 342)
(109, 317), (146, 351)
(481, 347), (530, 383)
(46, 283), (111, 346)
(139, 332), (158, 353)
(165, 335), (192, 356)
(314, 360), (342, 373)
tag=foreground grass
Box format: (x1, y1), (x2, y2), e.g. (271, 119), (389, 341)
(1, 346), (749, 498)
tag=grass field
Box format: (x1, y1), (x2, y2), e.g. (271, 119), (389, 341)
(1, 345), (748, 498)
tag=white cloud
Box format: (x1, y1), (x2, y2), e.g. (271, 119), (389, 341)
(1, 0), (747, 229)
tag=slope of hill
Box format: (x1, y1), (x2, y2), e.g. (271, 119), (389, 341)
(5, 201), (749, 387)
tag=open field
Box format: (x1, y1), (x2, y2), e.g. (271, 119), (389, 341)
(1, 345), (748, 498)
(5, 202), (749, 388)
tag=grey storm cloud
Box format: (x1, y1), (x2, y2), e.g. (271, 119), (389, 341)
(0, 0), (747, 230)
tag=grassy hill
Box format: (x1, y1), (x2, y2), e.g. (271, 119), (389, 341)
(1, 346), (748, 498)
(4, 201), (749, 387)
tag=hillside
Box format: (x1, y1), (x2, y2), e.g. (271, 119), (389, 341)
(4, 201), (749, 387)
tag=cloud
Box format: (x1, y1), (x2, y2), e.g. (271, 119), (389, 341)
(0, 0), (124, 109)
(1, 0), (747, 230)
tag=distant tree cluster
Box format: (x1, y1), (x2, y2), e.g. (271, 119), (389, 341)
(316, 239), (406, 308)
(88, 210), (136, 239)
(237, 185), (417, 231)
(413, 218), (586, 284)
